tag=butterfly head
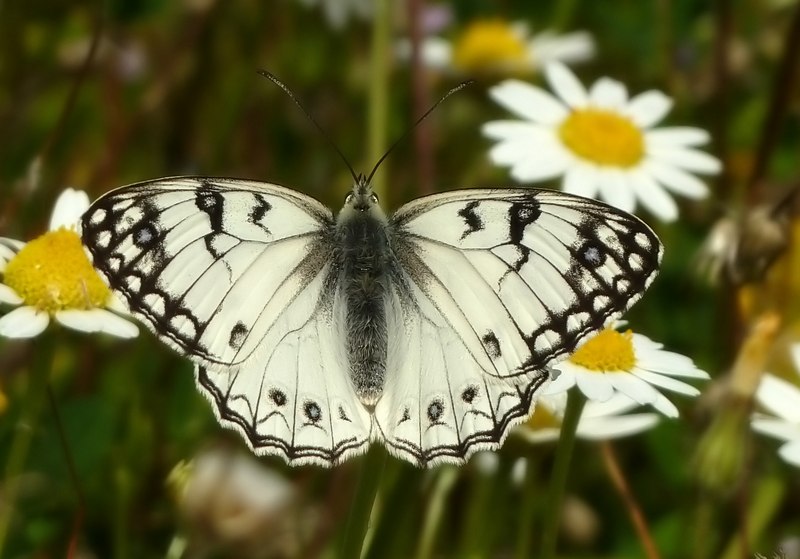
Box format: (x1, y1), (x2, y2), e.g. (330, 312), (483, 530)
(339, 174), (385, 222)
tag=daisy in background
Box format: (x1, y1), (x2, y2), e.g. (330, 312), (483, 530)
(297, 0), (372, 30)
(399, 18), (595, 76)
(544, 325), (709, 418)
(483, 62), (721, 222)
(0, 188), (138, 339)
(751, 344), (800, 467)
(517, 392), (661, 444)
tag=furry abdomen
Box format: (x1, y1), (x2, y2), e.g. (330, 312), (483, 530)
(336, 214), (392, 405)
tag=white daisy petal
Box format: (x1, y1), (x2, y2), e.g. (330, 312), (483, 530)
(582, 393), (641, 417)
(577, 413), (659, 439)
(482, 120), (549, 141)
(633, 369), (701, 396)
(544, 62), (588, 108)
(562, 163), (601, 198)
(778, 441), (800, 467)
(628, 168), (679, 222)
(489, 80), (569, 125)
(625, 90), (673, 128)
(509, 147), (571, 182)
(645, 127), (711, 148)
(55, 309), (139, 338)
(0, 284), (23, 305)
(649, 392), (680, 418)
(531, 31), (595, 67)
(755, 374), (800, 423)
(0, 306), (50, 338)
(419, 38), (452, 70)
(543, 366), (576, 394)
(597, 169), (635, 213)
(752, 417), (800, 442)
(608, 373), (660, 406)
(49, 188), (90, 231)
(575, 372), (615, 401)
(588, 77), (628, 110)
(647, 146), (722, 175)
(645, 160), (710, 199)
(791, 344), (800, 373)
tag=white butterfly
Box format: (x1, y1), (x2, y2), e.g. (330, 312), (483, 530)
(80, 176), (662, 467)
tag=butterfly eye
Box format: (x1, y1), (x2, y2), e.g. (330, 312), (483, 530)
(344, 193), (354, 204)
(370, 193), (379, 204)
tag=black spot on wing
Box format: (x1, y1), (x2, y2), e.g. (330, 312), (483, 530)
(458, 200), (484, 240)
(229, 321), (247, 349)
(427, 399), (444, 423)
(269, 389), (287, 407)
(196, 185), (224, 232)
(461, 385), (479, 404)
(249, 194), (273, 234)
(481, 331), (501, 359)
(304, 401), (322, 424)
(508, 199), (541, 243)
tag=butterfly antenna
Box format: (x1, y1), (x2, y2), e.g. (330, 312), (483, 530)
(257, 69), (360, 184)
(366, 80), (475, 185)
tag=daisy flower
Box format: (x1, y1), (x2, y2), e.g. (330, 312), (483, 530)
(751, 344), (800, 467)
(483, 62), (722, 222)
(404, 18), (595, 76)
(297, 0), (372, 30)
(0, 188), (138, 339)
(544, 326), (708, 418)
(517, 392), (661, 444)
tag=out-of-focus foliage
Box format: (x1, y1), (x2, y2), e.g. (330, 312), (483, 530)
(1, 1), (799, 558)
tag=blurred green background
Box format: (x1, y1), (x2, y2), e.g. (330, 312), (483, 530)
(1, 1), (799, 558)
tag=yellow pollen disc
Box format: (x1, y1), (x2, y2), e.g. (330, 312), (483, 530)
(452, 20), (528, 73)
(526, 404), (562, 430)
(3, 227), (110, 313)
(569, 329), (637, 372)
(558, 109), (645, 167)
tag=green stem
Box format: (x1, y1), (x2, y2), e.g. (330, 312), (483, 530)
(515, 458), (537, 559)
(719, 475), (784, 559)
(340, 447), (387, 558)
(367, 0), (391, 199)
(415, 467), (458, 559)
(538, 390), (586, 559)
(0, 338), (55, 554)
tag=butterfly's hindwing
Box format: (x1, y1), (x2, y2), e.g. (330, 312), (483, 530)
(194, 276), (371, 467)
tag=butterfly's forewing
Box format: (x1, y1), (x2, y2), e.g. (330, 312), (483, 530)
(375, 189), (662, 466)
(81, 177), (372, 466)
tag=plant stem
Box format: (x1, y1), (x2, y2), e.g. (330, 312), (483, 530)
(367, 0), (391, 200)
(415, 466), (458, 559)
(600, 441), (661, 559)
(515, 457), (538, 559)
(0, 338), (55, 555)
(719, 475), (784, 559)
(538, 390), (585, 559)
(340, 447), (387, 559)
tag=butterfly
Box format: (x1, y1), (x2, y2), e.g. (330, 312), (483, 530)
(80, 175), (662, 467)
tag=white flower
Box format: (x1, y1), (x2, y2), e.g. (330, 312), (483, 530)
(0, 188), (138, 339)
(751, 344), (800, 467)
(297, 0), (372, 29)
(172, 447), (302, 554)
(402, 19), (594, 76)
(544, 327), (709, 418)
(483, 62), (722, 222)
(518, 392), (660, 443)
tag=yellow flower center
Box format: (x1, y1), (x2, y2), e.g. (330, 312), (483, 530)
(451, 20), (528, 73)
(569, 329), (636, 372)
(526, 403), (562, 430)
(558, 109), (645, 167)
(3, 227), (110, 313)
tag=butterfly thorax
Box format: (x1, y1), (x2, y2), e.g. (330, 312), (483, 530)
(336, 179), (392, 407)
